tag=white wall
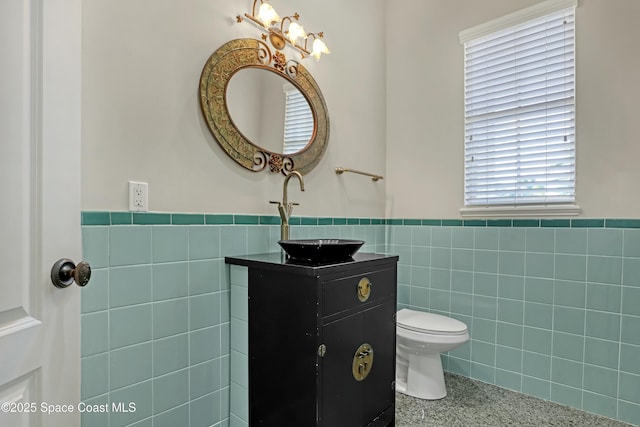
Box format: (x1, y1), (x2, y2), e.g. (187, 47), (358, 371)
(83, 0), (640, 219)
(386, 0), (640, 219)
(81, 0), (387, 217)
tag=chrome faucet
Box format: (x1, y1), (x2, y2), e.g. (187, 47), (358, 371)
(270, 171), (305, 241)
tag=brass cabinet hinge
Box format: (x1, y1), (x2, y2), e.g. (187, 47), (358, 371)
(318, 344), (326, 357)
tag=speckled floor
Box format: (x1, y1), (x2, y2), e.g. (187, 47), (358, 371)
(395, 373), (634, 427)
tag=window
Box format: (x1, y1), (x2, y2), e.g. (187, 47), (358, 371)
(460, 0), (577, 210)
(283, 85), (314, 155)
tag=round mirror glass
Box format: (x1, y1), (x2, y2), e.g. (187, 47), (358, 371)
(226, 67), (314, 155)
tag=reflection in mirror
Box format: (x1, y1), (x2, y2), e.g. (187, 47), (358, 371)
(226, 68), (314, 155)
(283, 84), (313, 154)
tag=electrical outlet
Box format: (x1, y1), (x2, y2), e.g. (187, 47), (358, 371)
(128, 181), (148, 212)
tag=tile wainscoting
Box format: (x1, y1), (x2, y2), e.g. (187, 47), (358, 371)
(80, 211), (640, 426)
(79, 211), (385, 427)
(389, 220), (640, 426)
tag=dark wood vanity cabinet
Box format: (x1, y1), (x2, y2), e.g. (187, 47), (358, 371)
(226, 253), (398, 427)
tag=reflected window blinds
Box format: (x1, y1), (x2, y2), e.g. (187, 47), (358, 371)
(283, 88), (313, 155)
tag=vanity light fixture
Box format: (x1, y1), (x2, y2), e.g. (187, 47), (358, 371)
(236, 0), (330, 60)
(305, 32), (331, 61)
(283, 17), (306, 45)
(256, 2), (279, 27)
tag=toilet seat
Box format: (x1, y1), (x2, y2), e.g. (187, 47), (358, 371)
(397, 308), (467, 336)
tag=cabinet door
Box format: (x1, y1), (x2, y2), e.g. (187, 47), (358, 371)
(321, 311), (364, 427)
(248, 270), (318, 426)
(362, 302), (396, 423)
(320, 302), (395, 426)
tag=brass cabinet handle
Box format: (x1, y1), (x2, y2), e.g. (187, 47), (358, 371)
(357, 277), (372, 302)
(352, 343), (374, 381)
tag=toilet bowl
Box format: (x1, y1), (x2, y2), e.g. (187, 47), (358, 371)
(396, 308), (469, 400)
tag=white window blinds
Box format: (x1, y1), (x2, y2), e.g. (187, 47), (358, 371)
(462, 4), (576, 206)
(283, 87), (314, 155)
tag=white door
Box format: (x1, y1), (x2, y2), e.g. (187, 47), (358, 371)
(0, 0), (82, 426)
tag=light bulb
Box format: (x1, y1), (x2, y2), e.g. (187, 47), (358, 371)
(311, 37), (330, 60)
(286, 22), (306, 45)
(258, 3), (280, 27)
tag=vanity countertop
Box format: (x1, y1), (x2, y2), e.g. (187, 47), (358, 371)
(225, 252), (398, 276)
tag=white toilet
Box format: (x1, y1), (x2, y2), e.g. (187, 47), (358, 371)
(396, 308), (469, 400)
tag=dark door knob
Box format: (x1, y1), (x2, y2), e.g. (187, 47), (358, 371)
(51, 258), (91, 288)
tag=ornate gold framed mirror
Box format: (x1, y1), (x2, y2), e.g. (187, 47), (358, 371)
(199, 38), (330, 174)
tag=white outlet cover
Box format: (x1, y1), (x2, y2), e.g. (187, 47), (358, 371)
(128, 181), (148, 212)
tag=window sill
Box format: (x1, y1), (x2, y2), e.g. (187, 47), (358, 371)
(460, 204), (581, 218)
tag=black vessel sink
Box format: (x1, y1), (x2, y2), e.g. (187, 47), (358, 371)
(278, 239), (365, 262)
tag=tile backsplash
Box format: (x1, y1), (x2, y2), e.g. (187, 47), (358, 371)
(80, 212), (640, 426)
(79, 212), (384, 427)
(80, 223), (230, 427)
(390, 223), (640, 426)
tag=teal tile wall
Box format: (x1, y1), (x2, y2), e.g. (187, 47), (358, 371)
(229, 266), (248, 427)
(80, 212), (385, 427)
(391, 223), (640, 426)
(81, 212), (640, 426)
(80, 223), (235, 427)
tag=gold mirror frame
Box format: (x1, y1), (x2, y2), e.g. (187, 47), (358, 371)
(199, 38), (330, 175)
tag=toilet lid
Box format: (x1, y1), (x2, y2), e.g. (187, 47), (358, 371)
(397, 308), (468, 335)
